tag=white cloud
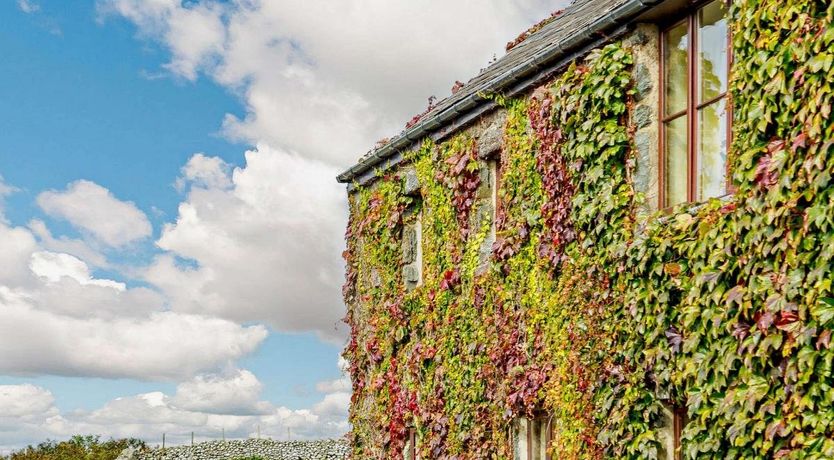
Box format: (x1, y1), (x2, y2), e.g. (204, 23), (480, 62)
(315, 376), (350, 394)
(0, 373), (349, 453)
(0, 215), (267, 379)
(0, 384), (60, 454)
(311, 391), (350, 419)
(176, 153), (232, 191)
(0, 223), (39, 288)
(27, 219), (108, 269)
(0, 299), (265, 381)
(17, 0), (40, 14)
(0, 385), (55, 418)
(0, 287), (267, 380)
(37, 180), (152, 247)
(171, 369), (271, 415)
(100, 0), (561, 165)
(146, 146), (348, 340)
(30, 251), (125, 290)
(100, 0), (226, 81)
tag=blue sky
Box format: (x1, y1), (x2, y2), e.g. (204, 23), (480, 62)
(0, 0), (242, 228)
(0, 0), (556, 451)
(0, 0), (343, 413)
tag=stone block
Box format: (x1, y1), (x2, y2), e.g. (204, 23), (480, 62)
(634, 63), (653, 102)
(402, 167), (420, 196)
(401, 225), (417, 264)
(633, 104), (652, 129)
(477, 115), (505, 159)
(403, 264), (419, 291)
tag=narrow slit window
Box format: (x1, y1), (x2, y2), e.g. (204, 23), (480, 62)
(661, 0), (730, 207)
(403, 427), (417, 460)
(660, 402), (687, 460)
(512, 415), (551, 460)
(402, 207), (422, 291)
(415, 212), (423, 287)
(489, 159), (500, 241)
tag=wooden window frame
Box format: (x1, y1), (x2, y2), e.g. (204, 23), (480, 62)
(673, 406), (685, 460)
(658, 0), (732, 209)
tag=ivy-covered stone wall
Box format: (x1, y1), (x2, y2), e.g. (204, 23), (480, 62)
(341, 1), (834, 458)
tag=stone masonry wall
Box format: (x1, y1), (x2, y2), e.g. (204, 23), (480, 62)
(120, 439), (349, 460)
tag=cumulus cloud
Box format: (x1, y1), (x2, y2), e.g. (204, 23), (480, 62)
(0, 204), (267, 380)
(175, 153), (232, 191)
(0, 385), (55, 418)
(30, 251), (125, 290)
(171, 369), (271, 415)
(37, 180), (152, 247)
(0, 385), (60, 454)
(99, 0), (226, 81)
(0, 223), (39, 288)
(100, 0), (560, 165)
(146, 146), (347, 340)
(28, 219), (108, 269)
(315, 376), (350, 394)
(0, 287), (267, 380)
(0, 375), (349, 453)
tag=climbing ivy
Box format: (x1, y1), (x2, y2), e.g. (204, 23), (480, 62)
(342, 1), (834, 458)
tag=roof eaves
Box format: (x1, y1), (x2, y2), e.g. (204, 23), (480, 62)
(337, 0), (663, 187)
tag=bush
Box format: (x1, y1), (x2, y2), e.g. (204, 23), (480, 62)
(3, 435), (146, 460)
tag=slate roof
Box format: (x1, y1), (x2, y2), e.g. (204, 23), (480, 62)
(338, 0), (656, 184)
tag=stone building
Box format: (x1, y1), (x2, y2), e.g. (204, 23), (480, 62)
(337, 0), (834, 458)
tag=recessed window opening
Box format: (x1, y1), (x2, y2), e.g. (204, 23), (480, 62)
(661, 0), (730, 208)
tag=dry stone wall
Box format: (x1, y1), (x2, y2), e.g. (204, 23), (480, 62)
(119, 439), (349, 460)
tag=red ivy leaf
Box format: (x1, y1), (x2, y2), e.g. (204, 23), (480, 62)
(775, 311), (799, 330)
(791, 132), (808, 152)
(755, 311), (775, 334)
(732, 322), (751, 341)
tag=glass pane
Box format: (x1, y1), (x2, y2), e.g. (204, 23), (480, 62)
(665, 116), (688, 207)
(513, 418), (528, 460)
(531, 419), (548, 460)
(698, 1), (728, 102)
(664, 21), (689, 115)
(698, 98), (728, 200)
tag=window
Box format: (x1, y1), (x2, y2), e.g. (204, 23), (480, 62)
(477, 155), (501, 273)
(489, 158), (500, 241)
(403, 427), (417, 460)
(402, 211), (423, 291)
(513, 415), (551, 460)
(661, 0), (730, 207)
(660, 402), (687, 460)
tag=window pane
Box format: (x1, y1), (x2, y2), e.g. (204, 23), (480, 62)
(513, 418), (528, 460)
(697, 98), (728, 200)
(665, 116), (688, 207)
(664, 22), (689, 115)
(531, 419), (548, 460)
(698, 1), (728, 102)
